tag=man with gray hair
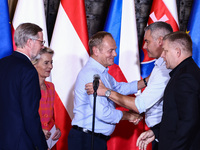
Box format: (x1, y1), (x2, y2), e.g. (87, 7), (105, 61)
(137, 31), (200, 150)
(0, 23), (48, 150)
(85, 21), (173, 150)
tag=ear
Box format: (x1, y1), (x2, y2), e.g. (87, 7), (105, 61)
(92, 46), (100, 56)
(26, 38), (32, 48)
(175, 47), (181, 57)
(158, 36), (163, 46)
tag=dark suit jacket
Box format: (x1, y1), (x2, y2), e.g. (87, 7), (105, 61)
(0, 51), (47, 150)
(152, 57), (200, 150)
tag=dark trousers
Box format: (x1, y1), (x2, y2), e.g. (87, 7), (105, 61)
(68, 128), (107, 150)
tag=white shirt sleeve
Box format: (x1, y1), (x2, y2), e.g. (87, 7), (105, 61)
(135, 62), (171, 113)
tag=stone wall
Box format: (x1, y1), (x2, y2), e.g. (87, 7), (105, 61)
(8, 0), (194, 45)
(45, 0), (193, 46)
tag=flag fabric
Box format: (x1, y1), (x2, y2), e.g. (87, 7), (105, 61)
(140, 0), (179, 78)
(187, 0), (200, 67)
(0, 0), (13, 58)
(50, 0), (89, 149)
(12, 0), (49, 50)
(104, 0), (140, 82)
(104, 0), (147, 149)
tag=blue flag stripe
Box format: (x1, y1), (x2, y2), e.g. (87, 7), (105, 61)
(104, 0), (122, 65)
(0, 0), (13, 58)
(187, 0), (200, 67)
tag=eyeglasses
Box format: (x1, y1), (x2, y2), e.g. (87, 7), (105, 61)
(32, 39), (45, 46)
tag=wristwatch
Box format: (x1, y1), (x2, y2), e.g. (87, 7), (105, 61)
(105, 89), (111, 97)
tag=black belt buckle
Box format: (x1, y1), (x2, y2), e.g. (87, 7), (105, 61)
(73, 125), (110, 141)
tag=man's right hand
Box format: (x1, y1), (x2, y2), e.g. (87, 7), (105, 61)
(85, 80), (108, 96)
(136, 129), (155, 150)
(121, 111), (143, 125)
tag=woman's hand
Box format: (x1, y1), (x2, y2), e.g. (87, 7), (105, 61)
(51, 128), (61, 141)
(43, 129), (51, 140)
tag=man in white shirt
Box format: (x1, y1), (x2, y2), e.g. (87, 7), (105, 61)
(85, 21), (173, 150)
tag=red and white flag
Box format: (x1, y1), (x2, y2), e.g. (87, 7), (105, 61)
(139, 0), (179, 149)
(12, 0), (49, 49)
(148, 0), (179, 29)
(103, 1), (145, 149)
(50, 0), (89, 149)
(140, 0), (179, 79)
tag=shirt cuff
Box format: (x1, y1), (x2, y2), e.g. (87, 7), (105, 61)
(110, 110), (123, 124)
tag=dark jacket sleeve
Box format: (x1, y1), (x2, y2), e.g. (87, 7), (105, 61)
(151, 123), (160, 141)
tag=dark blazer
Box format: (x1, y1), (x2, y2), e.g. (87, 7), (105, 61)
(0, 51), (47, 150)
(153, 57), (200, 150)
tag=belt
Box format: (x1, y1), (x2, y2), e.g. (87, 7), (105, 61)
(72, 125), (110, 141)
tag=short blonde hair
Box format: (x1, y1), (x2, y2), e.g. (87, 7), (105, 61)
(32, 47), (54, 65)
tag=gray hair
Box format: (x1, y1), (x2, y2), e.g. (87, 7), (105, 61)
(88, 31), (113, 55)
(144, 21), (173, 40)
(32, 47), (54, 65)
(14, 23), (43, 48)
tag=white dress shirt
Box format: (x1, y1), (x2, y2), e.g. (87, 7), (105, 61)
(135, 57), (171, 127)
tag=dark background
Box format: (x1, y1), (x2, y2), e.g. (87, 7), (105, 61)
(8, 0), (194, 49)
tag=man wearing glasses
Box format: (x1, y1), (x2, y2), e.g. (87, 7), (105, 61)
(34, 39), (45, 46)
(0, 23), (48, 150)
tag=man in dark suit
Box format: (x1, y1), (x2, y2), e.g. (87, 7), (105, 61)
(137, 31), (200, 150)
(0, 23), (48, 150)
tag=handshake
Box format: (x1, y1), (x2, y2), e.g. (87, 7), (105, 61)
(122, 110), (143, 125)
(85, 80), (143, 125)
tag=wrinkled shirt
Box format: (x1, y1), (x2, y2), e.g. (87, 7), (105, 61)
(72, 57), (137, 135)
(135, 57), (171, 127)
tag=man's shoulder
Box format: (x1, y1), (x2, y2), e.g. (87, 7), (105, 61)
(79, 62), (101, 77)
(0, 53), (33, 73)
(77, 67), (98, 85)
(178, 60), (200, 83)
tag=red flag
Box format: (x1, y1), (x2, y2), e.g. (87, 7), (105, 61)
(103, 1), (146, 150)
(140, 0), (179, 78)
(139, 0), (179, 149)
(50, 0), (89, 149)
(148, 0), (179, 30)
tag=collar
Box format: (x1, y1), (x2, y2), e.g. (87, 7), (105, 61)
(15, 51), (31, 60)
(154, 57), (165, 67)
(169, 56), (192, 77)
